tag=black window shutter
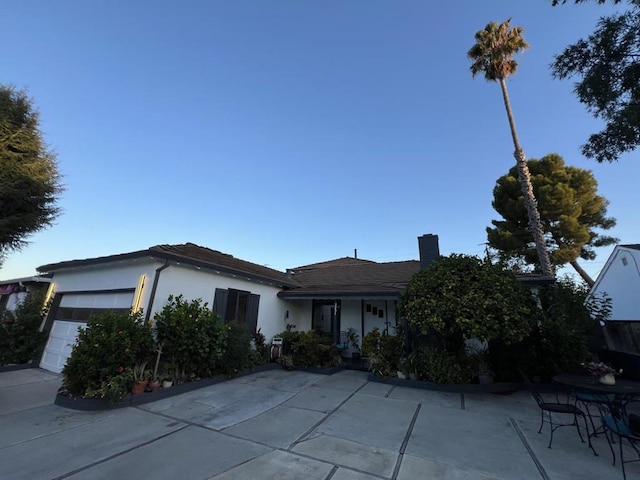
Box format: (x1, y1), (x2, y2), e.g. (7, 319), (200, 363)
(213, 288), (228, 320)
(246, 294), (260, 334)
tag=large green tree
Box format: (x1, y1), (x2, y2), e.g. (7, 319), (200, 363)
(468, 20), (554, 277)
(487, 153), (617, 285)
(0, 86), (62, 263)
(399, 254), (539, 355)
(551, 0), (640, 162)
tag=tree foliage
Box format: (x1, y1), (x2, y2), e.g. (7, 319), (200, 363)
(468, 20), (554, 276)
(0, 86), (62, 262)
(399, 254), (539, 354)
(551, 0), (640, 162)
(487, 153), (617, 284)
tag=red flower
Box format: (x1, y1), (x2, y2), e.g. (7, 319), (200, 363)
(117, 366), (124, 373)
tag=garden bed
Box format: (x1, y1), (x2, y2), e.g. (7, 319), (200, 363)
(294, 364), (345, 375)
(0, 362), (33, 373)
(367, 373), (524, 394)
(55, 363), (283, 411)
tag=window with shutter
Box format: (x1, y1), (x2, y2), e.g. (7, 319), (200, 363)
(214, 288), (259, 334)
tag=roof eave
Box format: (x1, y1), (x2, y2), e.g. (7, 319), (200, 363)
(37, 249), (296, 288)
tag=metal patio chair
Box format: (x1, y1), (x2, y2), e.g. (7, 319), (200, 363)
(521, 370), (593, 451)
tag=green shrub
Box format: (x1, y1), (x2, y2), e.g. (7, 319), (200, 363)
(400, 255), (538, 355)
(278, 325), (302, 356)
(290, 330), (338, 367)
(221, 322), (252, 376)
(154, 295), (227, 379)
(250, 328), (270, 366)
(412, 346), (474, 384)
(0, 291), (48, 365)
(62, 310), (154, 399)
(362, 327), (404, 376)
(490, 279), (602, 382)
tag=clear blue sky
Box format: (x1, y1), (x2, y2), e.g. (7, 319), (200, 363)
(2, 0), (638, 282)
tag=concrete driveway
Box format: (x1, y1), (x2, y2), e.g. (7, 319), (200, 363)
(0, 367), (635, 479)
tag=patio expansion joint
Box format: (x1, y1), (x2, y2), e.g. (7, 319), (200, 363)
(509, 417), (550, 480)
(390, 402), (421, 480)
(286, 380), (370, 451)
(324, 465), (339, 479)
(50, 423), (190, 480)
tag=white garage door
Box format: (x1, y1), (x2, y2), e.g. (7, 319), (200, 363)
(39, 291), (134, 373)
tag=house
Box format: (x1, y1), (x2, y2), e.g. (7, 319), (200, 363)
(35, 244), (297, 373)
(588, 244), (640, 353)
(0, 276), (52, 315)
(33, 234), (441, 373)
(279, 234), (440, 345)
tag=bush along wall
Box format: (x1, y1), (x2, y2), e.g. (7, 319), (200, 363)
(62, 310), (155, 404)
(0, 291), (48, 366)
(153, 295), (227, 381)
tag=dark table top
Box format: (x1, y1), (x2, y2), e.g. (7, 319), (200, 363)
(553, 373), (640, 396)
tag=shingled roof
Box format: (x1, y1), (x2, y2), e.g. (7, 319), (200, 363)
(278, 258), (421, 298)
(37, 243), (296, 287)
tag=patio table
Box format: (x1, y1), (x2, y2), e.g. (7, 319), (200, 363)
(553, 374), (640, 397)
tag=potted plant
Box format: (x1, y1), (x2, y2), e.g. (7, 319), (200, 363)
(148, 344), (163, 391)
(347, 328), (362, 362)
(584, 361), (622, 385)
(131, 362), (149, 394)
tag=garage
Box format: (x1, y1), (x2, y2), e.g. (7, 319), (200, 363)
(39, 290), (134, 373)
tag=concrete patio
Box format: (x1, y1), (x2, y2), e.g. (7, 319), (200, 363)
(0, 367), (636, 479)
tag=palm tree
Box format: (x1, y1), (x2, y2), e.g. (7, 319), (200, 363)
(468, 19), (554, 277)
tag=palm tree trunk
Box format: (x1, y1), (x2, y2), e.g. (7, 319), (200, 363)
(499, 78), (554, 277)
(570, 260), (595, 287)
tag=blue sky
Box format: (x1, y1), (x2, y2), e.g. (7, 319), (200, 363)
(2, 0), (638, 282)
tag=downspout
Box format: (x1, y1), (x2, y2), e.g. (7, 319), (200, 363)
(144, 260), (170, 323)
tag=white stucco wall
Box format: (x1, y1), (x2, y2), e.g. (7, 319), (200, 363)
(282, 300), (312, 334)
(51, 261), (159, 294)
(591, 247), (640, 321)
(49, 260), (293, 342)
(151, 263), (289, 342)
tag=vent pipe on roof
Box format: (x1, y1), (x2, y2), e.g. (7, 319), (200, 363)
(354, 248), (357, 259)
(418, 234), (440, 270)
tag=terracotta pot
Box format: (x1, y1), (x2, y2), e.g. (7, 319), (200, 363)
(131, 380), (148, 395)
(148, 380), (161, 391)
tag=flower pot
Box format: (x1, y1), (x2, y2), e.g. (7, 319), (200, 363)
(599, 374), (616, 385)
(397, 371), (407, 380)
(162, 379), (173, 388)
(131, 380), (148, 395)
(149, 380), (161, 391)
(479, 373), (494, 385)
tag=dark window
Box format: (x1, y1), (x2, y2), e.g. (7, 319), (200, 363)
(0, 295), (9, 315)
(55, 307), (130, 322)
(213, 288), (260, 334)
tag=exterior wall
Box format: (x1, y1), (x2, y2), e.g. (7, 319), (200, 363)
(48, 260), (293, 343)
(591, 247), (640, 321)
(282, 300), (312, 334)
(51, 261), (159, 295)
(281, 297), (399, 352)
(152, 264), (289, 342)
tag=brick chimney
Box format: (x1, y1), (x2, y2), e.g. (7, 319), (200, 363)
(418, 234), (440, 270)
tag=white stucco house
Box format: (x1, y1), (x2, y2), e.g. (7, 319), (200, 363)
(32, 234), (442, 373)
(588, 244), (640, 352)
(0, 276), (52, 314)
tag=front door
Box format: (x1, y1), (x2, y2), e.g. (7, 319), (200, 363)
(312, 299), (341, 344)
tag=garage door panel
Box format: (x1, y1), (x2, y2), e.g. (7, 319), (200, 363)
(59, 292), (133, 309)
(40, 320), (85, 373)
(40, 290), (135, 374)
